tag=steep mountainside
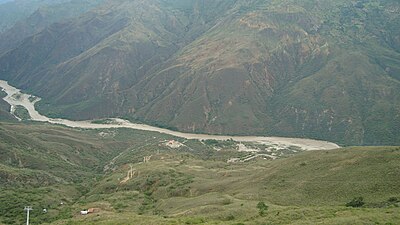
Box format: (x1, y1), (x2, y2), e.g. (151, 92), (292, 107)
(0, 0), (399, 145)
(0, 90), (15, 121)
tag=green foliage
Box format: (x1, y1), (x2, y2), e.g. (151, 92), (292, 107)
(203, 139), (219, 145)
(346, 197), (365, 208)
(0, 187), (76, 224)
(13, 105), (31, 120)
(203, 139), (236, 149)
(184, 217), (205, 224)
(225, 214), (235, 221)
(388, 197), (398, 203)
(257, 201), (269, 216)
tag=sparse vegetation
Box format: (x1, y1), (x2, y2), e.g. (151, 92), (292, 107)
(91, 119), (117, 124)
(28, 96), (37, 102)
(0, 123), (399, 224)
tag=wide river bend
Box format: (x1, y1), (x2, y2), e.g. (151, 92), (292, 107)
(0, 80), (340, 150)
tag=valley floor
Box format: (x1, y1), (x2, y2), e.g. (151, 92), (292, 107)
(0, 79), (339, 151)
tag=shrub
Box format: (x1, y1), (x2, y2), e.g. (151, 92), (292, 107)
(222, 198), (232, 205)
(225, 214), (235, 221)
(257, 201), (269, 216)
(346, 197), (365, 207)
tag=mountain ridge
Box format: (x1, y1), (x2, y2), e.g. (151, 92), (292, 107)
(0, 0), (399, 145)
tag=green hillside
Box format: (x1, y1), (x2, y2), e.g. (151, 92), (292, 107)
(0, 122), (176, 224)
(0, 0), (399, 145)
(0, 123), (399, 224)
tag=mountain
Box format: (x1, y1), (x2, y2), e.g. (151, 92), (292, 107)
(0, 0), (72, 33)
(0, 0), (105, 54)
(0, 0), (399, 145)
(0, 0), (14, 4)
(0, 122), (399, 224)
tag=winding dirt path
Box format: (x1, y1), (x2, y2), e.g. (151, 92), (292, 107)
(0, 80), (340, 150)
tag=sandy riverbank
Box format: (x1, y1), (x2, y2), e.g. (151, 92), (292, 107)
(0, 80), (340, 150)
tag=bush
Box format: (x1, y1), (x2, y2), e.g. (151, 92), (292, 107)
(225, 215), (235, 221)
(222, 198), (232, 205)
(257, 201), (269, 216)
(346, 197), (365, 207)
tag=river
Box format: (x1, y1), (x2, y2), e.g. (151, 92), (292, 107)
(0, 80), (340, 150)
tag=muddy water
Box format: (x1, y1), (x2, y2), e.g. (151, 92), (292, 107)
(0, 80), (340, 150)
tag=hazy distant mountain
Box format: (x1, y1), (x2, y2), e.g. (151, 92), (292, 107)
(0, 0), (399, 145)
(0, 0), (104, 54)
(0, 0), (73, 32)
(0, 0), (14, 4)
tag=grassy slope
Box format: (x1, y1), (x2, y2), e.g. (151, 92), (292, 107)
(0, 122), (169, 224)
(0, 122), (399, 224)
(47, 146), (400, 225)
(0, 122), (246, 224)
(105, 147), (400, 206)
